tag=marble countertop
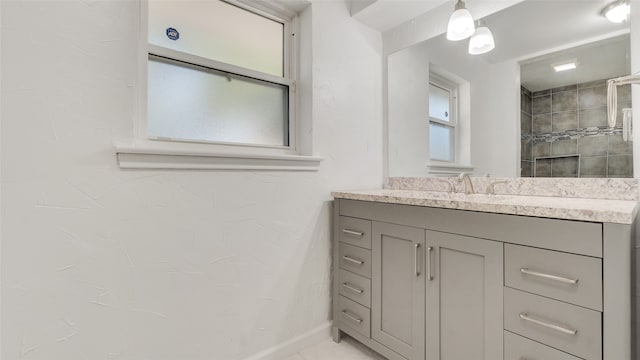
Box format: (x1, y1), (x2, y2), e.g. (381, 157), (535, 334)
(331, 189), (639, 224)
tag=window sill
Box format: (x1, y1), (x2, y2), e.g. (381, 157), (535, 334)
(115, 142), (322, 171)
(427, 162), (474, 176)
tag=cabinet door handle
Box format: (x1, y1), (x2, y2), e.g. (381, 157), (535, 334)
(342, 229), (364, 237)
(520, 268), (578, 285)
(342, 255), (364, 265)
(341, 310), (363, 324)
(519, 313), (578, 335)
(341, 282), (364, 294)
(414, 243), (421, 277)
(427, 246), (434, 281)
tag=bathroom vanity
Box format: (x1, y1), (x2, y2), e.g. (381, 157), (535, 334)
(331, 178), (638, 360)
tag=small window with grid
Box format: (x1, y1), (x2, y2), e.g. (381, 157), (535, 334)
(429, 76), (457, 162)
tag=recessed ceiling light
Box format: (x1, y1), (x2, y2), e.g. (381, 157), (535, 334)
(553, 62), (577, 72)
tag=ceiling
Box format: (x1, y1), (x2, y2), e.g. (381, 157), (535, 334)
(358, 0), (632, 91)
(520, 35), (630, 91)
(350, 0), (450, 32)
(480, 0), (630, 64)
(294, 0), (632, 91)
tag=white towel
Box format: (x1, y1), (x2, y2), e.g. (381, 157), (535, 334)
(607, 72), (640, 128)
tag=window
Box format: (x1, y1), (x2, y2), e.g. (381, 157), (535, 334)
(146, 0), (295, 149)
(429, 76), (457, 162)
(116, 0), (321, 170)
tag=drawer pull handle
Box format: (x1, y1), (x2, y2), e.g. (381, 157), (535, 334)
(520, 268), (578, 285)
(342, 282), (364, 294)
(519, 313), (578, 336)
(342, 229), (364, 237)
(415, 243), (421, 277)
(342, 310), (363, 324)
(427, 246), (434, 281)
(343, 255), (364, 265)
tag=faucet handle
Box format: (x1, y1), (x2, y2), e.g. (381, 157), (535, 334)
(485, 180), (509, 195)
(435, 179), (455, 193)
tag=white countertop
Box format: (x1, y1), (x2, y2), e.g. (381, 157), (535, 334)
(331, 189), (639, 224)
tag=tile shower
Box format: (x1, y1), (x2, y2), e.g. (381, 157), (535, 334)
(521, 79), (633, 177)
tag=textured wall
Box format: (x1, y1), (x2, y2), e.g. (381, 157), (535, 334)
(0, 1), (382, 359)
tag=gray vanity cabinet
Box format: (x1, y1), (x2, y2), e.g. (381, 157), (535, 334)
(332, 198), (636, 360)
(371, 222), (425, 360)
(425, 231), (503, 360)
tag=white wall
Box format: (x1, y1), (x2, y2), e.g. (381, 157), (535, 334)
(387, 46), (430, 177)
(630, 2), (640, 356)
(311, 1), (383, 187)
(387, 36), (520, 177)
(632, 1), (640, 179)
(0, 1), (382, 359)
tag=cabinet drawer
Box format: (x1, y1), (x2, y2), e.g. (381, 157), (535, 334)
(339, 243), (372, 279)
(505, 244), (602, 311)
(339, 216), (372, 249)
(504, 331), (581, 360)
(339, 199), (603, 257)
(337, 295), (371, 338)
(338, 269), (371, 308)
(504, 287), (601, 360)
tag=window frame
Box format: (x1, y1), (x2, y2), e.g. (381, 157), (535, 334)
(428, 74), (458, 163)
(140, 0), (296, 151)
(115, 0), (321, 170)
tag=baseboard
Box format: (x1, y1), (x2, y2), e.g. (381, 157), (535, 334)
(242, 321), (332, 360)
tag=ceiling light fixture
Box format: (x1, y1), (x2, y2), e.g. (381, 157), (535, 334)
(468, 20), (495, 55)
(553, 62), (577, 72)
(601, 0), (630, 23)
(447, 0), (475, 41)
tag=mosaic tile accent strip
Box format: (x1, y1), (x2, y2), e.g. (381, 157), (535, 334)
(522, 126), (623, 144)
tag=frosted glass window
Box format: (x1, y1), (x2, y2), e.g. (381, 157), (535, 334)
(429, 84), (450, 122)
(430, 123), (454, 162)
(148, 0), (284, 77)
(147, 56), (289, 147)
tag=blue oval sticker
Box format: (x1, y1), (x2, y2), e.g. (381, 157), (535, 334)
(166, 27), (180, 41)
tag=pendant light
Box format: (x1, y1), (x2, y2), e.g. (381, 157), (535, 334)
(447, 0), (475, 41)
(601, 0), (630, 23)
(468, 20), (495, 55)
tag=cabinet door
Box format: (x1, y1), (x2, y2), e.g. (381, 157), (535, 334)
(371, 222), (425, 360)
(426, 231), (503, 360)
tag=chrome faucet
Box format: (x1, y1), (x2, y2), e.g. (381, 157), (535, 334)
(457, 172), (475, 194)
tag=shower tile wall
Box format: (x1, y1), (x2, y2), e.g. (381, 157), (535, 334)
(521, 79), (633, 178)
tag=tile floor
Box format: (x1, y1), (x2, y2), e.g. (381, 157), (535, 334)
(284, 336), (386, 360)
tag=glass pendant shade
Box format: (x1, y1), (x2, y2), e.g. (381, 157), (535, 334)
(468, 25), (495, 55)
(447, 7), (475, 41)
